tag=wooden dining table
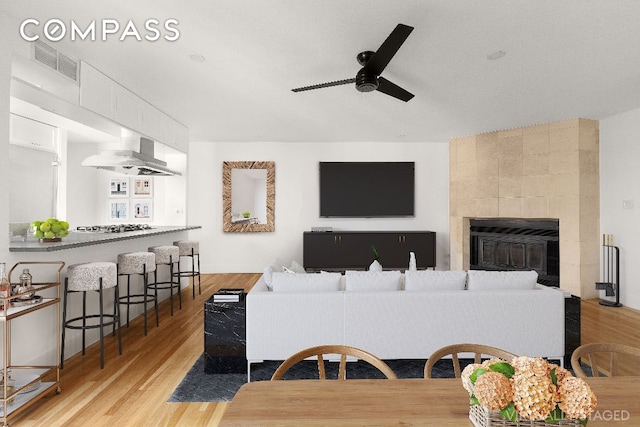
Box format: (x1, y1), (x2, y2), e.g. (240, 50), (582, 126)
(219, 377), (640, 426)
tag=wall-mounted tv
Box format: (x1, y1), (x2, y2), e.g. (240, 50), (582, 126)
(319, 162), (415, 217)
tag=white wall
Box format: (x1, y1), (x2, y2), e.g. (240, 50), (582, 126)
(600, 108), (640, 310)
(187, 141), (450, 273)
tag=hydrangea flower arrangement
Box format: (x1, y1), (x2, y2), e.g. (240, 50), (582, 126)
(462, 356), (597, 425)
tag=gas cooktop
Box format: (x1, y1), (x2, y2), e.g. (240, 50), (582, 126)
(76, 224), (153, 233)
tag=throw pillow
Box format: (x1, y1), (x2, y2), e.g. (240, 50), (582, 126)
(344, 270), (402, 292)
(263, 258), (286, 291)
(404, 270), (467, 291)
(263, 265), (274, 290)
(466, 270), (538, 290)
(271, 272), (341, 292)
(289, 260), (306, 273)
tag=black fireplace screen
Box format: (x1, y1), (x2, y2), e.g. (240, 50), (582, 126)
(470, 219), (560, 287)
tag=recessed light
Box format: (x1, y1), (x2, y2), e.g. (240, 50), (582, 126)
(486, 50), (506, 61)
(190, 54), (206, 62)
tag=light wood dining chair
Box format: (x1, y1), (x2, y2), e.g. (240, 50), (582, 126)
(571, 342), (640, 378)
(271, 345), (398, 380)
(424, 343), (517, 378)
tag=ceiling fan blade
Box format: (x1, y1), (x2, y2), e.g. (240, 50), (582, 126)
(376, 77), (414, 102)
(292, 78), (356, 92)
(363, 24), (414, 76)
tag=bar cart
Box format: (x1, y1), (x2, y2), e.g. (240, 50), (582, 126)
(1, 261), (64, 426)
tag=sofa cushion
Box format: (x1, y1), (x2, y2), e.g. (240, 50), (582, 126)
(404, 270), (467, 291)
(283, 260), (307, 274)
(262, 258), (287, 290)
(467, 270), (538, 290)
(271, 272), (341, 292)
(344, 270), (402, 292)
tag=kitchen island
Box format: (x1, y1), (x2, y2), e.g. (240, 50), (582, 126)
(9, 225), (202, 252)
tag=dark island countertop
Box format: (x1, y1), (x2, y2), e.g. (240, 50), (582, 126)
(9, 225), (202, 252)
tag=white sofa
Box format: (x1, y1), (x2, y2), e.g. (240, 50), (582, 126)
(246, 269), (566, 376)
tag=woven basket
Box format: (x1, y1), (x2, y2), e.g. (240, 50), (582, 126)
(469, 405), (581, 427)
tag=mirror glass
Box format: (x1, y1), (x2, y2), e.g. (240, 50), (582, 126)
(231, 169), (267, 224)
(223, 161), (275, 232)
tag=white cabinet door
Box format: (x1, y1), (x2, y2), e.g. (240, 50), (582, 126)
(10, 114), (58, 153)
(113, 84), (140, 131)
(173, 122), (189, 153)
(79, 61), (188, 151)
(159, 112), (175, 147)
(79, 62), (114, 120)
(140, 101), (163, 142)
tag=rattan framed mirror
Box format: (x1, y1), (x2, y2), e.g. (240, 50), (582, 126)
(223, 161), (275, 232)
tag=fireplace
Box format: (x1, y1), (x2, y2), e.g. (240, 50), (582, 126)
(469, 218), (560, 287)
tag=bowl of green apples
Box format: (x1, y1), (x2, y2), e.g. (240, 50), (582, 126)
(31, 218), (69, 242)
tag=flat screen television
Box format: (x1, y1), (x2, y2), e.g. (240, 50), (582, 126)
(319, 162), (415, 217)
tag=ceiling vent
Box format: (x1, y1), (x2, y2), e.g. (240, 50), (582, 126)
(33, 40), (78, 82)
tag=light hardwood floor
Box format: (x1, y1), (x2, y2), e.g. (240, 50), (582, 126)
(11, 274), (640, 426)
(12, 273), (260, 427)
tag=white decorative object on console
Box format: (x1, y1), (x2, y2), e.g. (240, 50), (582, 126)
(368, 260), (383, 272)
(409, 252), (417, 271)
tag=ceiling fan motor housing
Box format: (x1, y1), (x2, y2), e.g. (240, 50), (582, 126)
(356, 68), (378, 92)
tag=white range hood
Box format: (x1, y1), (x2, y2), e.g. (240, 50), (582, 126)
(82, 137), (181, 176)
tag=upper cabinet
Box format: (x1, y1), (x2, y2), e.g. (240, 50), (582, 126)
(10, 114), (57, 153)
(79, 61), (188, 153)
(78, 62), (114, 120)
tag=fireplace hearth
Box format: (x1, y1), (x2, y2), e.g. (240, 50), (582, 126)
(469, 218), (560, 287)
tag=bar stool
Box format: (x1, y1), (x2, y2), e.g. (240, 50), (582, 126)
(117, 251), (157, 336)
(61, 262), (121, 369)
(173, 240), (201, 299)
(148, 245), (181, 315)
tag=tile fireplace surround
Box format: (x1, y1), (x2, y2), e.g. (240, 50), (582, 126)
(450, 118), (600, 299)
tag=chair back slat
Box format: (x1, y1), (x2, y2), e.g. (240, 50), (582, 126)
(271, 345), (397, 380)
(425, 343), (517, 379)
(571, 342), (640, 378)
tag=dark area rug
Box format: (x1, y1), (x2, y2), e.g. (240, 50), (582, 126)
(168, 354), (471, 402)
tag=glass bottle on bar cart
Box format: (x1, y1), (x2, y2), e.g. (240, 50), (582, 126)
(17, 268), (34, 299)
(0, 263), (9, 310)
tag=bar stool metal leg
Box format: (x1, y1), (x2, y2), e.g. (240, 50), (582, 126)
(61, 262), (121, 369)
(60, 278), (69, 368)
(117, 252), (157, 336)
(172, 241), (201, 300)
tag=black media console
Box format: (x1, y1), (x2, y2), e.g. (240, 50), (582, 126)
(303, 231), (436, 272)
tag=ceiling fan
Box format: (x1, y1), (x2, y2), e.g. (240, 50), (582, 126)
(292, 24), (415, 102)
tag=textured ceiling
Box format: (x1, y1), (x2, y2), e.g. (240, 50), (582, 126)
(5, 0), (640, 143)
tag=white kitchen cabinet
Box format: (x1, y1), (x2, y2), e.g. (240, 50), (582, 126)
(157, 112), (188, 153)
(112, 84), (139, 132)
(79, 61), (188, 153)
(9, 114), (57, 153)
(172, 121), (189, 153)
(139, 101), (163, 142)
(160, 112), (174, 147)
(78, 62), (114, 121)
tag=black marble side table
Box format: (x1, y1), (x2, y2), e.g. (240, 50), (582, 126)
(204, 293), (246, 374)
